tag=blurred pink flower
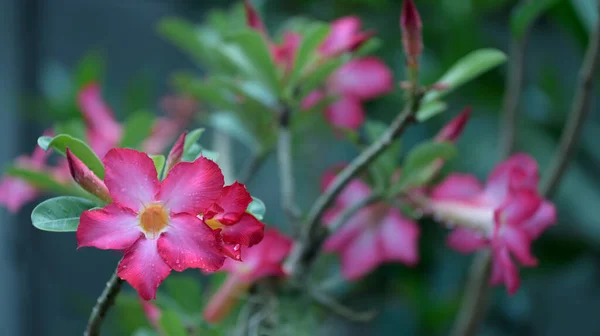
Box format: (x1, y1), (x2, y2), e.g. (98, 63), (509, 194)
(319, 16), (375, 57)
(203, 229), (292, 323)
(322, 171), (420, 280)
(400, 0), (423, 65)
(426, 154), (557, 294)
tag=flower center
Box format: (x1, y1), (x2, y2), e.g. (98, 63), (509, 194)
(140, 204), (169, 239)
(205, 218), (224, 230)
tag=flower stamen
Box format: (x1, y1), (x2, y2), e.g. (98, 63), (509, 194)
(140, 204), (169, 239)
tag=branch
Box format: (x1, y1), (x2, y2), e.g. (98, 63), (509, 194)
(499, 36), (528, 158)
(329, 192), (382, 233)
(285, 92), (423, 278)
(277, 105), (301, 229)
(309, 287), (377, 322)
(239, 152), (267, 185)
(84, 267), (124, 336)
(542, 2), (600, 197)
(451, 3), (600, 335)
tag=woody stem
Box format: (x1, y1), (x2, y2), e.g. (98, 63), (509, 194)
(84, 266), (124, 336)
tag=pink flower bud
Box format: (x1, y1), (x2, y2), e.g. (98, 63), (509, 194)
(244, 0), (267, 35)
(435, 107), (472, 143)
(165, 131), (187, 174)
(400, 0), (423, 66)
(66, 149), (111, 203)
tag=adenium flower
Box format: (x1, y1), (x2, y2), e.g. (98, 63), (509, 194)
(203, 229), (293, 323)
(202, 181), (265, 261)
(319, 16), (375, 57)
(322, 172), (420, 280)
(425, 154), (557, 294)
(76, 148), (227, 300)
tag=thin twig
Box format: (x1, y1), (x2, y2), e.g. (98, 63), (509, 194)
(451, 3), (600, 336)
(499, 36), (528, 158)
(542, 2), (600, 197)
(84, 267), (124, 336)
(239, 152), (267, 185)
(284, 91), (423, 278)
(329, 192), (382, 233)
(309, 288), (377, 322)
(277, 120), (301, 227)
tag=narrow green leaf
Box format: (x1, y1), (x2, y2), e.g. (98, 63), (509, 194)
(115, 294), (151, 335)
(6, 166), (82, 196)
(208, 113), (262, 152)
(119, 110), (155, 149)
(158, 18), (208, 65)
(151, 155), (166, 178)
(54, 119), (87, 141)
(299, 57), (346, 99)
(288, 23), (330, 89)
(364, 120), (401, 182)
(31, 196), (97, 232)
(511, 0), (561, 39)
(247, 197), (266, 220)
(37, 136), (53, 151)
(570, 0), (598, 34)
(159, 310), (187, 336)
(172, 73), (237, 112)
(226, 30), (280, 95)
(181, 128), (205, 162)
(353, 37), (382, 57)
(164, 275), (203, 312)
(416, 101), (449, 122)
(41, 134), (105, 179)
(424, 49), (507, 103)
(74, 50), (105, 90)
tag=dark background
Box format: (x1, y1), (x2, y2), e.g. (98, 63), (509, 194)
(1, 0), (599, 335)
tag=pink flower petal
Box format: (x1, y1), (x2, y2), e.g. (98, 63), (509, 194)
(328, 57), (394, 100)
(492, 246), (520, 295)
(273, 31), (301, 70)
(324, 95), (365, 130)
(485, 153), (539, 204)
(503, 226), (538, 267)
(340, 228), (382, 280)
(77, 204), (142, 250)
(0, 176), (39, 213)
(337, 179), (373, 207)
(447, 227), (489, 254)
(103, 148), (160, 211)
(158, 157), (224, 214)
(165, 131), (186, 173)
(220, 242), (242, 261)
(143, 118), (181, 155)
(157, 213), (225, 272)
(377, 208), (420, 265)
(522, 201), (557, 239)
(320, 16), (362, 57)
(496, 189), (541, 227)
(214, 182), (253, 221)
(323, 207), (369, 252)
(77, 83), (122, 148)
(301, 90), (325, 110)
(220, 213), (265, 247)
(118, 237), (172, 300)
(431, 174), (484, 201)
(434, 107), (472, 143)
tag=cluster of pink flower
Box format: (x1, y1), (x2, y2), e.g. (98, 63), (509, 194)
(0, 83), (189, 213)
(244, 0), (393, 130)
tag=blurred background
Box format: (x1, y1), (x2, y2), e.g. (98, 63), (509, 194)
(1, 0), (599, 335)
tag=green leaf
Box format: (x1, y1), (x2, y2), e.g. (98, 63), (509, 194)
(416, 101), (449, 122)
(158, 18), (208, 65)
(40, 134), (105, 179)
(115, 294), (151, 335)
(132, 328), (159, 336)
(6, 166), (82, 196)
(353, 37), (383, 57)
(31, 196), (97, 232)
(423, 49), (507, 103)
(159, 310), (187, 336)
(37, 136), (53, 151)
(299, 57), (346, 99)
(200, 148), (220, 162)
(172, 73), (237, 112)
(119, 110), (156, 149)
(182, 128), (205, 162)
(164, 275), (203, 312)
(247, 197), (266, 220)
(73, 50), (105, 90)
(151, 155), (166, 178)
(511, 0), (561, 39)
(226, 30), (280, 95)
(208, 113), (262, 152)
(54, 119), (86, 141)
(392, 141), (457, 193)
(288, 23), (330, 90)
(570, 0), (599, 34)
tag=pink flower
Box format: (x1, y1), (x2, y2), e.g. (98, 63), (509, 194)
(77, 83), (187, 156)
(426, 154), (557, 294)
(0, 131), (56, 212)
(202, 182), (266, 261)
(141, 300), (162, 331)
(322, 173), (420, 280)
(319, 16), (375, 57)
(203, 229), (292, 323)
(303, 57), (394, 130)
(77, 148), (227, 300)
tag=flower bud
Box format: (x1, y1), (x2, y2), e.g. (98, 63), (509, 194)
(66, 149), (111, 203)
(244, 0), (267, 35)
(435, 107), (472, 143)
(400, 0), (423, 67)
(165, 131), (187, 174)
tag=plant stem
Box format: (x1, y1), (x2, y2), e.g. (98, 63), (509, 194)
(84, 267), (124, 336)
(329, 193), (382, 233)
(285, 92), (423, 278)
(542, 3), (600, 198)
(239, 152), (267, 185)
(277, 105), (301, 230)
(499, 36), (528, 158)
(451, 3), (600, 336)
